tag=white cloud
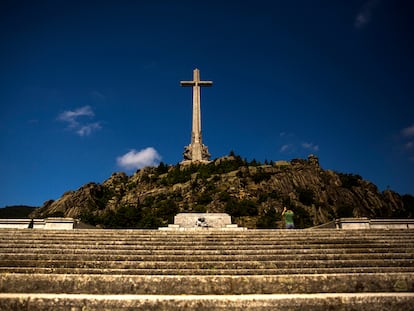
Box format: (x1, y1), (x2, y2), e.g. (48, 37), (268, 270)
(402, 124), (414, 137)
(57, 105), (101, 136)
(76, 123), (102, 137)
(355, 0), (380, 29)
(280, 142), (319, 154)
(279, 131), (320, 154)
(280, 144), (292, 153)
(58, 106), (94, 126)
(117, 147), (161, 170)
(301, 142), (319, 152)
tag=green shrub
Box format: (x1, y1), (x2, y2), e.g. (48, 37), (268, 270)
(225, 199), (258, 217)
(218, 191), (231, 202)
(251, 169), (272, 184)
(197, 192), (213, 205)
(291, 205), (312, 228)
(338, 173), (362, 189)
(296, 187), (315, 206)
(193, 204), (207, 212)
(154, 199), (179, 223)
(139, 210), (164, 228)
(402, 194), (414, 217)
(256, 208), (279, 228)
(49, 211), (65, 217)
(336, 203), (354, 218)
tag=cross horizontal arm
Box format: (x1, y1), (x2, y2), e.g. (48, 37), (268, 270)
(180, 81), (213, 86)
(180, 81), (195, 86)
(199, 81), (213, 86)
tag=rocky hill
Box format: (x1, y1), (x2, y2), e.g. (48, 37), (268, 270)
(30, 154), (414, 229)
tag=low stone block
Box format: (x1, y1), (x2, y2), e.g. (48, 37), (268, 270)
(0, 219), (32, 229)
(173, 213), (232, 228)
(0, 218), (74, 230)
(44, 218), (74, 230)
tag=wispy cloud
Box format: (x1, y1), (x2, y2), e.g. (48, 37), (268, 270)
(76, 123), (102, 136)
(280, 144), (292, 153)
(57, 105), (101, 136)
(355, 0), (380, 29)
(279, 132), (294, 138)
(401, 124), (414, 138)
(279, 132), (320, 155)
(89, 91), (106, 103)
(400, 124), (414, 160)
(301, 142), (319, 152)
(405, 141), (414, 150)
(117, 147), (161, 170)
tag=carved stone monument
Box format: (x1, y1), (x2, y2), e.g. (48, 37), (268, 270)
(159, 213), (246, 231)
(181, 68), (212, 163)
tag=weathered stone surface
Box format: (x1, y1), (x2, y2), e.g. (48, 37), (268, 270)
(1, 273), (413, 295)
(0, 229), (413, 310)
(0, 218), (74, 229)
(337, 218), (414, 229)
(180, 68), (212, 163)
(1, 293), (414, 311)
(173, 213), (232, 228)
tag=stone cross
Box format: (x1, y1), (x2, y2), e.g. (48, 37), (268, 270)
(180, 68), (212, 162)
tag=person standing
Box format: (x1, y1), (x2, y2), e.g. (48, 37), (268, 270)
(282, 206), (295, 229)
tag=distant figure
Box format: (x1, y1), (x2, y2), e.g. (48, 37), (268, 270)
(196, 217), (208, 227)
(282, 207), (295, 229)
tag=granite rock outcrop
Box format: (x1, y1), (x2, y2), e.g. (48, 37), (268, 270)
(30, 155), (413, 228)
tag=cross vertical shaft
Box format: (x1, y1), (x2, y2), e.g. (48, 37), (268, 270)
(180, 68), (212, 162)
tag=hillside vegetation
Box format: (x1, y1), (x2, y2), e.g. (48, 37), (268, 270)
(30, 154), (414, 229)
(0, 206), (37, 218)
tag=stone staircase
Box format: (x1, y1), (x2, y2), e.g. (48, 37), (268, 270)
(0, 228), (413, 310)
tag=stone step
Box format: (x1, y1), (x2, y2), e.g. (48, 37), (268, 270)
(1, 273), (413, 295)
(2, 228), (412, 237)
(0, 239), (414, 249)
(1, 247), (411, 255)
(3, 228), (413, 233)
(1, 229), (413, 310)
(5, 242), (413, 250)
(2, 229), (414, 239)
(1, 245), (412, 256)
(3, 252), (412, 261)
(1, 293), (414, 311)
(1, 258), (412, 271)
(3, 230), (414, 238)
(0, 233), (414, 241)
(0, 236), (414, 244)
(2, 238), (413, 250)
(2, 266), (414, 275)
(0, 229), (414, 239)
(2, 252), (412, 263)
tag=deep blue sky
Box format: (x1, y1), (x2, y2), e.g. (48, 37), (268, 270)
(1, 0), (413, 207)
